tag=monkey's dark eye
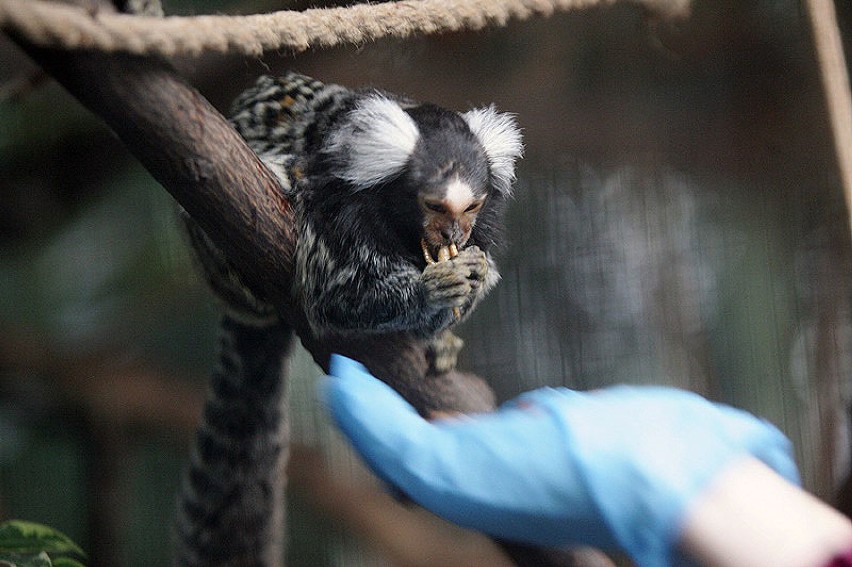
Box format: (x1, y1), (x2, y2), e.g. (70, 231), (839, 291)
(424, 202), (446, 213)
(465, 201), (484, 213)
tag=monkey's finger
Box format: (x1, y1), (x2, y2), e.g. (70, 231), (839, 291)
(428, 287), (471, 309)
(434, 288), (471, 306)
(423, 273), (469, 294)
(456, 245), (484, 261)
(452, 257), (488, 281)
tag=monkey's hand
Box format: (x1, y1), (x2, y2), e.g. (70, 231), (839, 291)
(421, 245), (488, 313)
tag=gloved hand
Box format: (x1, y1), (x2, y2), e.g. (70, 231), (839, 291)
(321, 355), (800, 567)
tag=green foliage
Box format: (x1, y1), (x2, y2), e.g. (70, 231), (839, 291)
(0, 521), (86, 567)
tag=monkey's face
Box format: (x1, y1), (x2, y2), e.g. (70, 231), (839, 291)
(323, 95), (519, 262)
(419, 177), (485, 254)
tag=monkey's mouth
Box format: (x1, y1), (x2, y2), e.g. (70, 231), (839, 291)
(420, 239), (459, 265)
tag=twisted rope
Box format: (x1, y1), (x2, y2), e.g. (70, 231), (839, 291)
(0, 0), (689, 57)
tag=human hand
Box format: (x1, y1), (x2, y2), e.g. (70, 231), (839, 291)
(321, 355), (799, 566)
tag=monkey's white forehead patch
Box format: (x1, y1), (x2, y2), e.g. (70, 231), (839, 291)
(443, 178), (476, 213)
(327, 94), (420, 189)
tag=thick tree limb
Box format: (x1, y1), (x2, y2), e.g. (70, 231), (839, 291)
(11, 47), (297, 308)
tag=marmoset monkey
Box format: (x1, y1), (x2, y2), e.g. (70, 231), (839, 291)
(228, 72), (522, 339)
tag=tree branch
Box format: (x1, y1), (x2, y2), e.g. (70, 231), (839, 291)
(14, 47), (296, 304)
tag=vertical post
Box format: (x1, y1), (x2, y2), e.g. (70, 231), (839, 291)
(805, 0), (852, 237)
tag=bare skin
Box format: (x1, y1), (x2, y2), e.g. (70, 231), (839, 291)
(679, 457), (852, 567)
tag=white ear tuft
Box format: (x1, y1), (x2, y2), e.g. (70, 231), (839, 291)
(462, 106), (523, 196)
(327, 94), (420, 190)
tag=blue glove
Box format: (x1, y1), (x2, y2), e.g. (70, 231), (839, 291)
(321, 355), (800, 567)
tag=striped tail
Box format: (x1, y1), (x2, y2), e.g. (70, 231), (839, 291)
(174, 316), (294, 566)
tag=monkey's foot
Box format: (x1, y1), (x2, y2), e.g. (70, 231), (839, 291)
(425, 330), (464, 375)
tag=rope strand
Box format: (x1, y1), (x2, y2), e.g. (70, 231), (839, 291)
(0, 0), (689, 57)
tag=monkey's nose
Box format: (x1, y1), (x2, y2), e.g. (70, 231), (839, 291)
(440, 223), (464, 244)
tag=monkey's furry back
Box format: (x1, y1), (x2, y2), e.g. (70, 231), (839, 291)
(228, 73), (349, 192)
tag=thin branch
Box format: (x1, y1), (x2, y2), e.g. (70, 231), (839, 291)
(805, 0), (852, 239)
(0, 0), (689, 57)
(0, 69), (48, 103)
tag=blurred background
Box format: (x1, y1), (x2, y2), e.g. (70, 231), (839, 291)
(1, 0), (852, 565)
